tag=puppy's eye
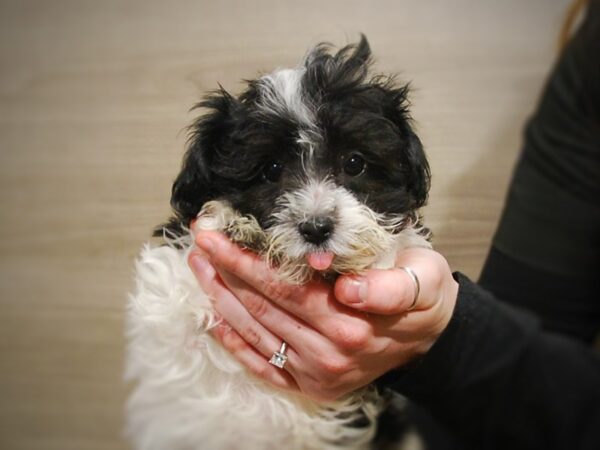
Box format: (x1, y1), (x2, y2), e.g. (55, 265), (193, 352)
(343, 154), (366, 177)
(262, 161), (284, 182)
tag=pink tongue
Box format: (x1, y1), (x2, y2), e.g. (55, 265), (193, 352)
(307, 252), (335, 271)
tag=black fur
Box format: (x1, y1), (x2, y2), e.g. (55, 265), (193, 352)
(155, 35), (430, 237)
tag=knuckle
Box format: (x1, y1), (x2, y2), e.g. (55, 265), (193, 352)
(427, 251), (448, 286)
(329, 321), (370, 350)
(349, 323), (371, 349)
(241, 325), (262, 349)
(222, 330), (245, 353)
(248, 363), (270, 379)
(318, 356), (351, 376)
(433, 256), (448, 288)
(263, 279), (291, 302)
(246, 296), (269, 320)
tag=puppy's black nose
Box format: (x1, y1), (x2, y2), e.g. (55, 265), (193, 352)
(298, 217), (334, 245)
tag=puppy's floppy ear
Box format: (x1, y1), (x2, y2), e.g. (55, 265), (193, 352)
(154, 88), (239, 237)
(383, 83), (431, 209)
(403, 128), (430, 209)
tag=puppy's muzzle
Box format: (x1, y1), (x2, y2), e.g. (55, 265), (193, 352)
(298, 216), (334, 245)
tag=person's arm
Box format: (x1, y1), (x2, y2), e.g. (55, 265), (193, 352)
(480, 0), (600, 342)
(381, 273), (600, 450)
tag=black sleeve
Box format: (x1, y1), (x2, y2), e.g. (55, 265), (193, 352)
(379, 273), (600, 450)
(479, 0), (600, 342)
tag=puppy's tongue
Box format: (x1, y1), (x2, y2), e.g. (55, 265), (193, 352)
(307, 251), (335, 271)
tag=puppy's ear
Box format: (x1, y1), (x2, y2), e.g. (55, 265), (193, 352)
(403, 129), (430, 209)
(154, 88), (238, 237)
(384, 84), (431, 209)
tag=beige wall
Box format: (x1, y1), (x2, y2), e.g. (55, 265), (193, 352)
(0, 1), (571, 449)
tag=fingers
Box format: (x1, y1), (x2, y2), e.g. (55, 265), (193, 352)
(194, 231), (332, 323)
(189, 252), (328, 389)
(334, 248), (445, 315)
(189, 255), (293, 364)
(189, 244), (374, 367)
(215, 268), (326, 355)
(194, 231), (272, 289)
(221, 266), (378, 353)
(193, 232), (385, 346)
(211, 321), (299, 392)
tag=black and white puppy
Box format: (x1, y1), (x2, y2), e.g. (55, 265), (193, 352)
(126, 36), (431, 450)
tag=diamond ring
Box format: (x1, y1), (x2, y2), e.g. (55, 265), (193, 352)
(269, 341), (288, 369)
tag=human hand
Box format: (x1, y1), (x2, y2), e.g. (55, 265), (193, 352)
(188, 231), (458, 401)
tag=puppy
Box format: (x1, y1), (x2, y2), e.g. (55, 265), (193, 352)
(126, 35), (431, 450)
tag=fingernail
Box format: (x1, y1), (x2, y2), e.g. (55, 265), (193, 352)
(190, 255), (215, 280)
(197, 238), (215, 256)
(358, 279), (368, 302)
(344, 277), (367, 304)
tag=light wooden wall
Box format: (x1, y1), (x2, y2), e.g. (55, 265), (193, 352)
(0, 1), (570, 449)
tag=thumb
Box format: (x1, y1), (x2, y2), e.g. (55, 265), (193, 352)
(333, 249), (443, 315)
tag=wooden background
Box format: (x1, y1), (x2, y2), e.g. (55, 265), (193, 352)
(0, 1), (572, 449)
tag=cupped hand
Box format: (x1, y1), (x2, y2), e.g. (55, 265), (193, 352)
(188, 231), (458, 402)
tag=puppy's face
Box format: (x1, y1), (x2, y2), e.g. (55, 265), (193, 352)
(161, 37), (430, 277)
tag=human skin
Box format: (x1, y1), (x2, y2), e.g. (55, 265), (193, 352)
(188, 231), (459, 402)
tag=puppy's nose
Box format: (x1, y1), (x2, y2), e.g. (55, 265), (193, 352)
(298, 217), (334, 245)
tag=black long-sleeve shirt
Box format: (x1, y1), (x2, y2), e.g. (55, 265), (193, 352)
(385, 273), (600, 450)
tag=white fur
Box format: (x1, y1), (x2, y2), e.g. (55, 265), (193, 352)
(257, 68), (322, 165)
(267, 178), (429, 283)
(126, 197), (430, 450)
(257, 68), (315, 129)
